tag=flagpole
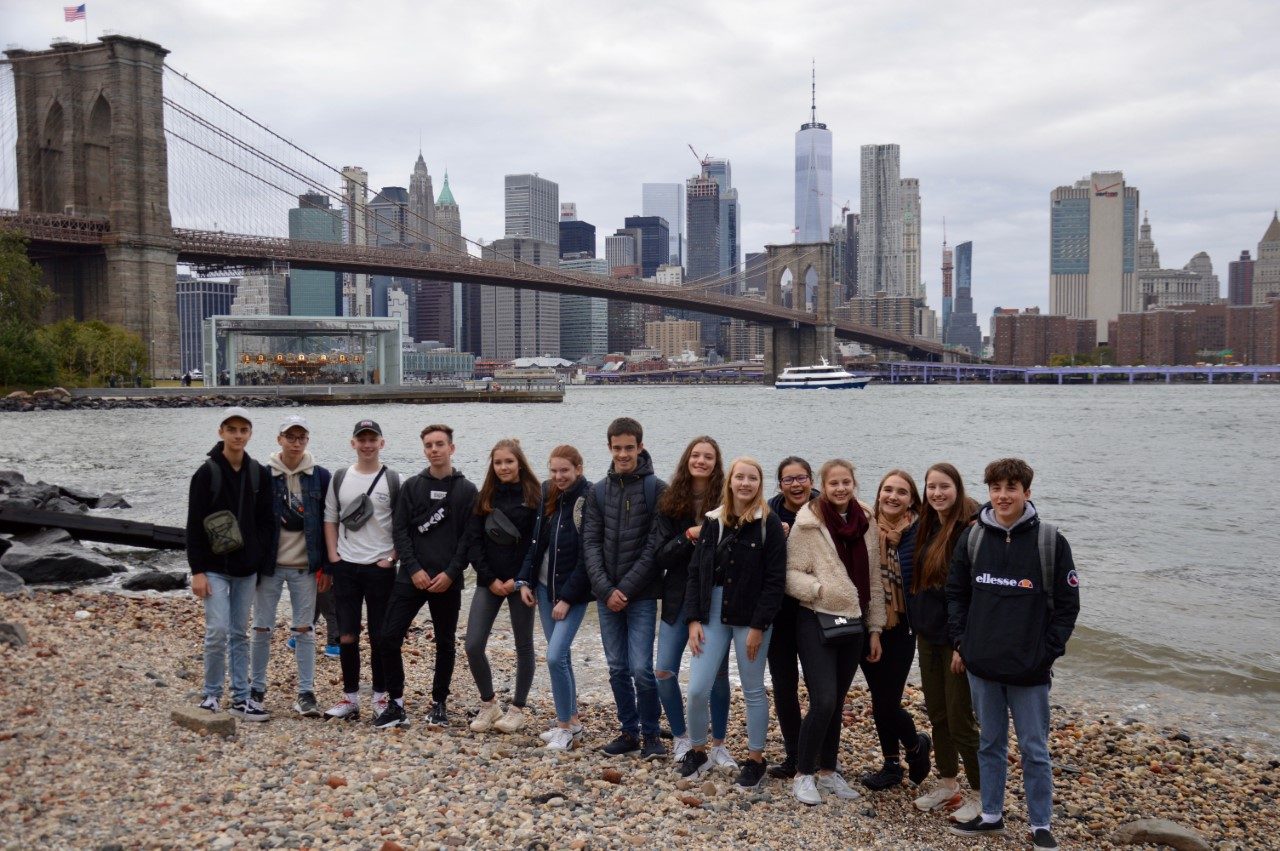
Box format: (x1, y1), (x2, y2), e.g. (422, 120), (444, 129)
(84, 7), (89, 44)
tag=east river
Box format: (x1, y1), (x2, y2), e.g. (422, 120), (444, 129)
(2, 383), (1277, 747)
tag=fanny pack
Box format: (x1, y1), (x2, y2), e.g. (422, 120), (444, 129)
(485, 508), (522, 546)
(204, 510), (244, 555)
(280, 490), (305, 532)
(814, 610), (864, 646)
(340, 466), (387, 532)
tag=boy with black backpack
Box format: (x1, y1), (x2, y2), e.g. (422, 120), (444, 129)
(946, 458), (1080, 851)
(321, 419), (401, 722)
(186, 407), (275, 720)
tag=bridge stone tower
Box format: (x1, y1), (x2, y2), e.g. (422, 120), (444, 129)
(5, 36), (178, 374)
(762, 242), (836, 380)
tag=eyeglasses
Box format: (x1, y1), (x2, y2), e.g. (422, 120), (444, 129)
(780, 474), (811, 485)
(281, 433), (309, 443)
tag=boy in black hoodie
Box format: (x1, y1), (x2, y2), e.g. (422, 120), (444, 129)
(377, 424), (478, 728)
(946, 458), (1080, 851)
(185, 407), (274, 720)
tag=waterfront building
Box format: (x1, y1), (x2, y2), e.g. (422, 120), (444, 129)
(836, 294), (917, 360)
(642, 183), (684, 266)
(623, 215), (670, 278)
(177, 275), (237, 374)
(402, 347), (475, 380)
(559, 255), (610, 360)
(1253, 212), (1280, 305)
(287, 192), (343, 316)
(479, 237), (560, 359)
(1048, 171), (1140, 339)
(645, 319), (702, 359)
(858, 144), (904, 296)
(794, 72), (832, 245)
(945, 241), (982, 355)
(901, 178), (922, 299)
(1229, 250), (1255, 306)
(992, 311), (1097, 366)
(505, 174), (560, 249)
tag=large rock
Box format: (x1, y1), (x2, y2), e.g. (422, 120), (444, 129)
(12, 528), (73, 547)
(0, 567), (25, 596)
(0, 621), (29, 648)
(171, 706), (236, 738)
(42, 496), (89, 514)
(5, 482), (60, 504)
(0, 536), (10, 557)
(95, 492), (131, 510)
(0, 542), (126, 583)
(122, 570), (188, 592)
(0, 469), (26, 491)
(1113, 818), (1211, 850)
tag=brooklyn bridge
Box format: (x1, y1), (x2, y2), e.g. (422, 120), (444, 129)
(0, 35), (966, 379)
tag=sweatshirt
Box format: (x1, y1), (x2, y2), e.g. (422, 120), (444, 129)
(391, 467), (478, 584)
(185, 443), (274, 577)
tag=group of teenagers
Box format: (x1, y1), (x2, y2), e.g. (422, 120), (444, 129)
(186, 406), (1080, 850)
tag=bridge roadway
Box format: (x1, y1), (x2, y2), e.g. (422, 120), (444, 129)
(2, 210), (958, 361)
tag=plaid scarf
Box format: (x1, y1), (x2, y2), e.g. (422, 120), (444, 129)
(877, 512), (914, 630)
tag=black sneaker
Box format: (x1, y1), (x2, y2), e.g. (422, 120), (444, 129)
(427, 700), (448, 727)
(250, 688), (265, 706)
(678, 749), (710, 778)
(860, 760), (904, 790)
(641, 736), (668, 761)
(906, 732), (933, 785)
(1031, 828), (1059, 849)
(948, 815), (1006, 837)
(293, 692), (321, 717)
(373, 701), (408, 729)
(600, 732), (641, 756)
(735, 757), (767, 789)
(768, 754), (797, 779)
(228, 700), (270, 722)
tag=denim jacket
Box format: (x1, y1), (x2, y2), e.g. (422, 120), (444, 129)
(268, 464), (331, 574)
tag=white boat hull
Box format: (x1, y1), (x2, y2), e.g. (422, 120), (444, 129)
(775, 376), (871, 389)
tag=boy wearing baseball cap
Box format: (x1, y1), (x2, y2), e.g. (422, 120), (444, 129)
(186, 407), (275, 720)
(248, 414), (332, 718)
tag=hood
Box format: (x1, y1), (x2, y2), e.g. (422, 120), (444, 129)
(206, 442), (252, 467)
(704, 503), (766, 523)
(979, 500), (1037, 533)
(268, 450), (314, 477)
(422, 467), (467, 484)
(607, 449), (656, 481)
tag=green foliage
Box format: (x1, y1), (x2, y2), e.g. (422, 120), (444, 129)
(36, 319), (148, 387)
(1049, 346), (1114, 367)
(0, 320), (57, 388)
(0, 230), (51, 325)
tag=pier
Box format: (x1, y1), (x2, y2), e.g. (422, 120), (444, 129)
(876, 362), (1280, 385)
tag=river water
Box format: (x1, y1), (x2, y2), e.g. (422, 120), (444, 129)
(2, 384), (1277, 748)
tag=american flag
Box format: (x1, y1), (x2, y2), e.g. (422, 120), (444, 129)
(64, 4), (86, 22)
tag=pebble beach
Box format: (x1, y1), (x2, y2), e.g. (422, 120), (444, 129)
(1, 590), (1276, 850)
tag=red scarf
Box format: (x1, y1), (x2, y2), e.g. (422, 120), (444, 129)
(820, 499), (871, 612)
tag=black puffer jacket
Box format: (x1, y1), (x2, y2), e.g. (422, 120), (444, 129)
(638, 510), (700, 624)
(185, 443), (274, 578)
(518, 477), (593, 605)
(465, 482), (538, 586)
(685, 506), (787, 631)
(583, 450), (667, 602)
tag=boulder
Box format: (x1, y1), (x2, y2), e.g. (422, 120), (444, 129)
(0, 536), (9, 557)
(0, 567), (26, 596)
(1113, 818), (1211, 851)
(42, 496), (90, 514)
(0, 497), (39, 510)
(1, 392), (31, 403)
(122, 570), (188, 592)
(0, 621), (29, 648)
(0, 542), (126, 583)
(12, 528), (73, 547)
(95, 492), (132, 510)
(171, 706), (236, 738)
(0, 469), (26, 490)
(57, 484), (102, 506)
(5, 482), (60, 505)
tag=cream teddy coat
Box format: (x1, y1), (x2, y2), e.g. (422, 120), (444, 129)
(784, 499), (886, 633)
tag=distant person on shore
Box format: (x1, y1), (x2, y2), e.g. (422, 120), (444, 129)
(379, 424), (477, 729)
(859, 470), (932, 791)
(638, 436), (733, 770)
(583, 416), (668, 759)
(249, 414), (331, 719)
(185, 406), (274, 720)
(784, 458), (883, 805)
(464, 439), (541, 735)
(765, 456), (820, 780)
(947, 458), (1080, 851)
(900, 463), (982, 823)
(321, 420), (400, 724)
(517, 445), (594, 750)
(680, 457), (786, 789)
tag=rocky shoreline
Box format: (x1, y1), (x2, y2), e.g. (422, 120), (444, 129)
(1, 590), (1273, 850)
(2, 389), (302, 413)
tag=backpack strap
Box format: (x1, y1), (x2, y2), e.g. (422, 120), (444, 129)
(966, 523), (983, 569)
(207, 457), (260, 503)
(593, 477), (608, 515)
(332, 466), (348, 514)
(1037, 522), (1057, 613)
(386, 469), (400, 509)
(643, 473), (656, 515)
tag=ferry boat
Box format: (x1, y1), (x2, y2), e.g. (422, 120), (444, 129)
(774, 359), (872, 390)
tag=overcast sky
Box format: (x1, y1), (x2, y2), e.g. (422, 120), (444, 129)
(5, 0), (1279, 327)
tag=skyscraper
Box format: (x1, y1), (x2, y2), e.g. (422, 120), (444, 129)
(843, 212), (860, 299)
(177, 275), (237, 374)
(900, 178), (922, 299)
(287, 192), (342, 316)
(1228, 250), (1255, 306)
(945, 241), (981, 354)
(408, 152), (437, 249)
(433, 172), (467, 349)
(642, 183), (684, 266)
(558, 256), (610, 361)
(366, 186), (411, 318)
(505, 174), (559, 249)
(341, 165), (370, 316)
(794, 68), (832, 244)
(702, 159), (739, 279)
(1253, 212), (1280, 305)
(685, 174), (720, 283)
(623, 215), (670, 278)
(559, 203), (596, 258)
(858, 144), (904, 296)
(1048, 171), (1140, 340)
(940, 237), (954, 338)
(479, 237), (559, 358)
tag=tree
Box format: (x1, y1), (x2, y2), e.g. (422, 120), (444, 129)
(0, 321), (56, 387)
(0, 230), (51, 325)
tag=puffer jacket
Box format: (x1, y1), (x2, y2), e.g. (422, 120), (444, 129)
(582, 450), (667, 602)
(784, 500), (886, 632)
(464, 482), (539, 587)
(518, 477), (594, 605)
(638, 509), (700, 625)
(684, 505), (787, 631)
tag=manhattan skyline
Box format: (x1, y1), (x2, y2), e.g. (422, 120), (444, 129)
(4, 0), (1279, 325)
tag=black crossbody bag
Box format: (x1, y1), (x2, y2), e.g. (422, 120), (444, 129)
(814, 610), (864, 645)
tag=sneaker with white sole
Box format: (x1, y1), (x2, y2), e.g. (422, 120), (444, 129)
(493, 705), (527, 733)
(672, 735), (693, 762)
(293, 692), (321, 717)
(470, 702), (504, 733)
(373, 701), (408, 729)
(198, 695), (219, 713)
(372, 691), (390, 719)
(541, 722), (583, 742)
(708, 744), (739, 772)
(948, 815), (1005, 837)
(1030, 827), (1060, 849)
(914, 781), (963, 812)
(793, 774), (822, 806)
(229, 700), (270, 721)
(816, 772), (862, 800)
(949, 793), (981, 824)
(323, 697), (360, 721)
(545, 727), (575, 751)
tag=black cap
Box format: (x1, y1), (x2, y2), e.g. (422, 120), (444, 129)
(353, 419), (383, 436)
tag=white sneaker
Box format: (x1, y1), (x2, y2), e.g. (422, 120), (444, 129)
(793, 774), (822, 806)
(672, 735), (693, 762)
(816, 772), (861, 800)
(323, 697), (359, 721)
(541, 722), (583, 742)
(544, 727), (575, 751)
(949, 793), (981, 824)
(914, 781), (962, 812)
(470, 702), (505, 733)
(372, 691), (390, 718)
(493, 705), (527, 733)
(198, 695), (219, 713)
(708, 744), (739, 772)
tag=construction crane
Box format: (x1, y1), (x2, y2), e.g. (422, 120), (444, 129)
(687, 144), (712, 169)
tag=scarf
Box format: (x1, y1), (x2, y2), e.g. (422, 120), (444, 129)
(820, 499), (871, 613)
(876, 511), (914, 630)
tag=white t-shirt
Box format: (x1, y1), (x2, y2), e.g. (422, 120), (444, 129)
(325, 465), (395, 565)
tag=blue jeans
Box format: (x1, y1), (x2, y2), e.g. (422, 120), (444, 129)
(536, 585), (588, 723)
(596, 597), (660, 738)
(250, 567), (317, 695)
(968, 673), (1054, 828)
(202, 572), (256, 702)
(655, 611), (730, 740)
(687, 587), (773, 752)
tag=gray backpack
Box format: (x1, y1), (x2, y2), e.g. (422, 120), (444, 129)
(967, 521), (1059, 611)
